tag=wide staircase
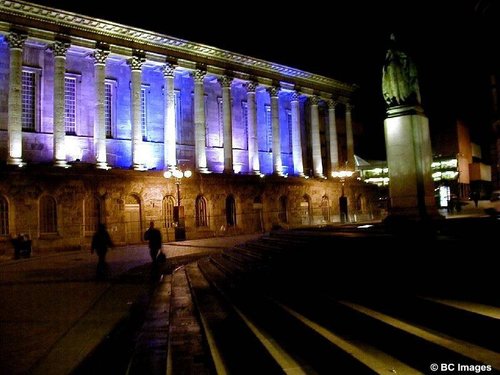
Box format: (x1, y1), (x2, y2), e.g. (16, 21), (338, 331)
(166, 220), (500, 374)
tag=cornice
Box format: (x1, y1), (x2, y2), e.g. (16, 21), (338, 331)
(0, 0), (355, 95)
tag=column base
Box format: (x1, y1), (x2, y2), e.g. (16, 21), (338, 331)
(7, 157), (25, 167)
(96, 161), (111, 170)
(54, 160), (70, 168)
(133, 163), (147, 171)
(198, 167), (211, 174)
(223, 168), (234, 174)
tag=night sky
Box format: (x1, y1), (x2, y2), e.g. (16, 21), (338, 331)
(23, 0), (500, 160)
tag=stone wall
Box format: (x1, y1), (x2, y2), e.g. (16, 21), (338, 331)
(0, 165), (381, 254)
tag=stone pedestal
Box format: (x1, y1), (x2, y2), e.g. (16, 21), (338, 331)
(384, 105), (441, 221)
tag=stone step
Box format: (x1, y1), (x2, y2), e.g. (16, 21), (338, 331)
(357, 296), (500, 352)
(197, 258), (375, 374)
(184, 262), (283, 374)
(339, 300), (500, 371)
(166, 267), (212, 375)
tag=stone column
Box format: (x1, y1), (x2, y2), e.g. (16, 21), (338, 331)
(246, 81), (260, 174)
(193, 69), (209, 173)
(219, 75), (233, 173)
(345, 103), (355, 169)
(93, 47), (110, 169)
(327, 99), (339, 174)
(52, 41), (70, 167)
(7, 32), (27, 166)
(267, 86), (283, 175)
(310, 95), (324, 178)
(163, 62), (177, 171)
(290, 91), (304, 177)
(128, 55), (145, 170)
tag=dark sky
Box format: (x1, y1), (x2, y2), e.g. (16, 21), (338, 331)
(25, 0), (500, 160)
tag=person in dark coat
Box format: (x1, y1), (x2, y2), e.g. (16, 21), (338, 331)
(91, 223), (114, 280)
(144, 221), (163, 264)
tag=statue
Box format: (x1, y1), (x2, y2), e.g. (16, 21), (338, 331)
(382, 34), (421, 108)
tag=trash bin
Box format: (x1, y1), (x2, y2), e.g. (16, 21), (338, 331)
(12, 234), (31, 259)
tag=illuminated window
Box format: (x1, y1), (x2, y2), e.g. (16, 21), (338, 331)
(286, 109), (293, 154)
(195, 195), (208, 227)
(0, 196), (8, 236)
(40, 196), (57, 234)
(141, 86), (148, 141)
(241, 101), (248, 150)
(174, 90), (182, 144)
(264, 104), (272, 152)
(64, 76), (77, 135)
(104, 80), (117, 138)
(22, 69), (40, 131)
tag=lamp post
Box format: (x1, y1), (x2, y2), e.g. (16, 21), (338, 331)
(164, 168), (192, 241)
(332, 170), (354, 223)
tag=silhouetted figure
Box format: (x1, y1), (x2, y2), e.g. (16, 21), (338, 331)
(382, 34), (421, 108)
(471, 191), (480, 208)
(144, 221), (163, 264)
(91, 224), (113, 280)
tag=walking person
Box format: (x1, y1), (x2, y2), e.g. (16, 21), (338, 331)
(144, 221), (163, 264)
(91, 223), (114, 280)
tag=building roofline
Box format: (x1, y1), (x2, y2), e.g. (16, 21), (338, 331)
(0, 0), (355, 96)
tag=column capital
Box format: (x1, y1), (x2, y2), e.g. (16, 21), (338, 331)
(163, 62), (176, 78)
(345, 102), (354, 112)
(327, 99), (338, 109)
(245, 81), (258, 93)
(93, 48), (110, 65)
(51, 40), (70, 57)
(128, 54), (145, 71)
(193, 69), (206, 83)
(7, 31), (27, 50)
(310, 95), (320, 105)
(267, 86), (280, 97)
(290, 91), (301, 102)
(218, 75), (233, 88)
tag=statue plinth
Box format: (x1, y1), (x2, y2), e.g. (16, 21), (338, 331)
(384, 104), (442, 225)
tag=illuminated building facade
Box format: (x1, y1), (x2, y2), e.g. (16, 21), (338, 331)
(0, 1), (379, 253)
(358, 121), (492, 208)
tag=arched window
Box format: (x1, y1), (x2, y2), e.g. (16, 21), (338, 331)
(40, 195), (57, 234)
(85, 196), (101, 234)
(163, 195), (176, 228)
(226, 195), (236, 227)
(321, 195), (330, 222)
(278, 195), (288, 223)
(0, 195), (8, 236)
(195, 195), (208, 227)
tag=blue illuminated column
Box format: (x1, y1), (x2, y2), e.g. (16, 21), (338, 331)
(246, 81), (260, 174)
(310, 95), (324, 178)
(327, 99), (339, 174)
(163, 62), (177, 171)
(345, 102), (355, 169)
(128, 54), (145, 170)
(267, 86), (283, 176)
(219, 75), (233, 173)
(290, 91), (304, 177)
(193, 69), (209, 173)
(6, 31), (26, 166)
(52, 41), (70, 167)
(94, 46), (110, 169)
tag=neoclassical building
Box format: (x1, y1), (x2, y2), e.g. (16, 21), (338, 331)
(0, 0), (378, 253)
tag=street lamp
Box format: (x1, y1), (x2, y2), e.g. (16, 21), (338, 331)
(332, 170), (354, 223)
(164, 168), (192, 241)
